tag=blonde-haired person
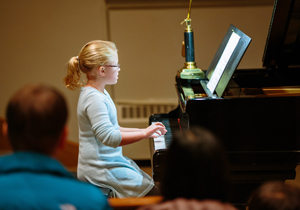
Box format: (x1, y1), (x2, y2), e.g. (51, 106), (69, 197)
(64, 40), (167, 198)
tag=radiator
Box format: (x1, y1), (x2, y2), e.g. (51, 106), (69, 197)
(116, 101), (177, 126)
(115, 100), (177, 160)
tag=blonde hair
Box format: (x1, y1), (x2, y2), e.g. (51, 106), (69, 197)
(63, 40), (118, 90)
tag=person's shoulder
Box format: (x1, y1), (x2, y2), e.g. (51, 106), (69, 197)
(0, 154), (12, 163)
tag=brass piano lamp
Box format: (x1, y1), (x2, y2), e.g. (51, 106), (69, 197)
(177, 0), (205, 80)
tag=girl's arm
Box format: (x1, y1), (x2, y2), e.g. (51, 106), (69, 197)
(119, 127), (142, 132)
(119, 122), (167, 146)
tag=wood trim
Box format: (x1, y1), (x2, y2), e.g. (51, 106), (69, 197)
(109, 196), (163, 210)
(106, 0), (274, 10)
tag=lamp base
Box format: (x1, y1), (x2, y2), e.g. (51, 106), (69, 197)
(177, 62), (206, 79)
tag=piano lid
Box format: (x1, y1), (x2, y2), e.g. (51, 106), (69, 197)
(263, 0), (300, 68)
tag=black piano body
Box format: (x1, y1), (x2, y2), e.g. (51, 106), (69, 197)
(150, 81), (300, 206)
(149, 0), (300, 208)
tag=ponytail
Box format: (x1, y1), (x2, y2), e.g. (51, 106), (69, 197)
(63, 56), (82, 91)
(63, 40), (118, 91)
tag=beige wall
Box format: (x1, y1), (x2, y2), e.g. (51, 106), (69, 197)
(110, 5), (274, 101)
(108, 5), (273, 159)
(0, 1), (273, 151)
(0, 0), (108, 142)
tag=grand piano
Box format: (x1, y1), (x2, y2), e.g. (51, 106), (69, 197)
(149, 0), (300, 209)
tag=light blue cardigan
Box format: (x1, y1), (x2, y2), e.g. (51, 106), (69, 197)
(77, 87), (154, 198)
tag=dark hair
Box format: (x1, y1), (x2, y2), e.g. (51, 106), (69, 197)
(6, 83), (68, 155)
(249, 181), (300, 210)
(161, 126), (232, 202)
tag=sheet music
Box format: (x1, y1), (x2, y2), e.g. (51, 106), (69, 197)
(207, 32), (241, 93)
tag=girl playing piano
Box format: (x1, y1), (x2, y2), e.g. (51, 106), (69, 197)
(63, 40), (166, 197)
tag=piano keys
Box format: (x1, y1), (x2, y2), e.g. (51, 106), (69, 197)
(150, 115), (180, 181)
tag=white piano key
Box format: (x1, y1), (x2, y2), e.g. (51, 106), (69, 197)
(154, 141), (166, 150)
(152, 121), (167, 150)
(154, 135), (164, 141)
(153, 135), (166, 150)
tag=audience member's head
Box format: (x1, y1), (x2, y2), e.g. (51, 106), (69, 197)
(139, 198), (237, 210)
(4, 83), (68, 155)
(160, 126), (232, 202)
(248, 181), (300, 210)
